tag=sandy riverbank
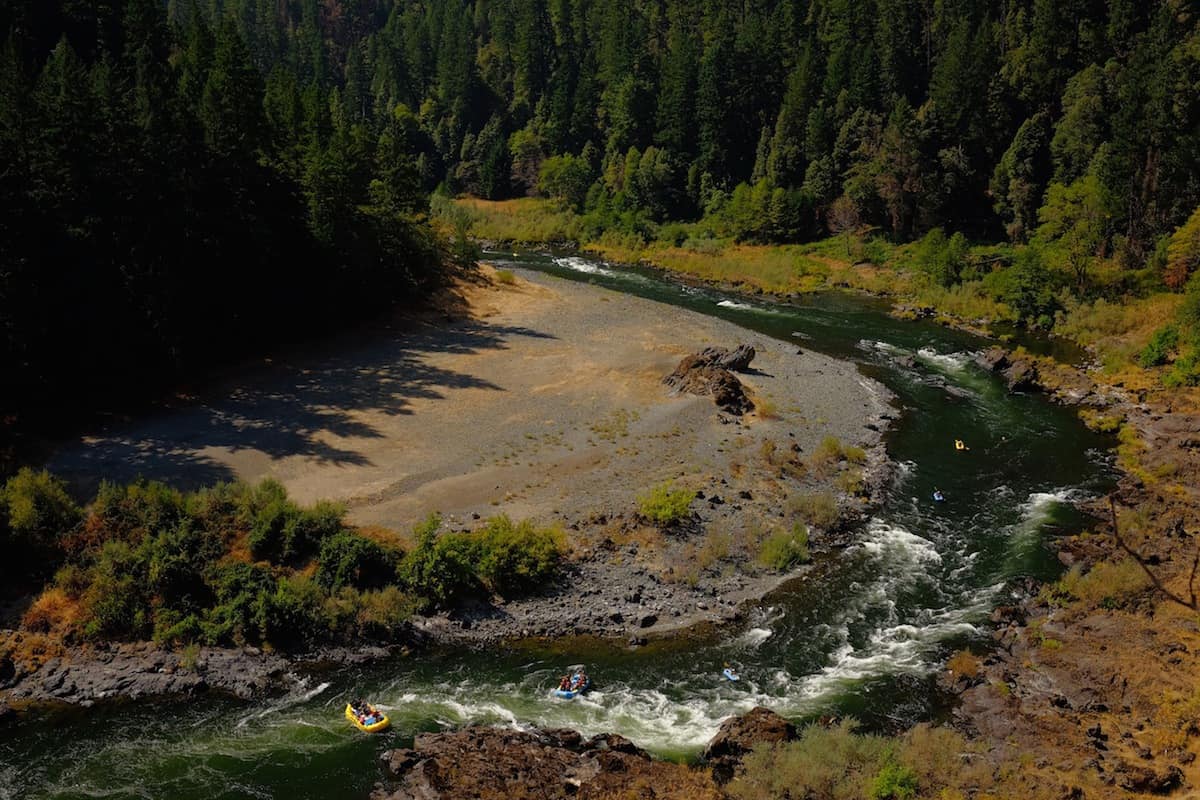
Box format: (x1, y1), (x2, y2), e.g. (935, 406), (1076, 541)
(42, 265), (893, 645)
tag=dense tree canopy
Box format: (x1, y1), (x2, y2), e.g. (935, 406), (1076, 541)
(3, 0), (1200, 431)
(0, 0), (445, 434)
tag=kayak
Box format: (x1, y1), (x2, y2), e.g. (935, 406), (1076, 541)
(553, 678), (591, 699)
(345, 703), (391, 733)
(933, 491), (946, 503)
(722, 668), (740, 682)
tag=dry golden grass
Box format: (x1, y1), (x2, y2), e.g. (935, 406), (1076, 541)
(19, 588), (82, 636)
(454, 197), (583, 243)
(946, 650), (983, 680)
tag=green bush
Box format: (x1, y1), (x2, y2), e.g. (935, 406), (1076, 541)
(247, 490), (345, 564)
(982, 248), (1061, 326)
(201, 562), (276, 645)
(2, 468), (82, 576)
(142, 520), (221, 611)
(637, 481), (695, 526)
(476, 515), (565, 597)
(787, 491), (840, 529)
(1165, 345), (1200, 387)
(90, 479), (186, 547)
(757, 524), (811, 571)
(399, 515), (482, 608)
(257, 575), (324, 647)
(354, 586), (418, 638)
(316, 531), (398, 591)
(81, 540), (150, 640)
(914, 228), (970, 287)
(727, 719), (888, 800)
(1139, 325), (1179, 367)
(870, 763), (918, 800)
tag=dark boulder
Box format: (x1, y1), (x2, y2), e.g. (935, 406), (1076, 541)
(977, 347), (1010, 372)
(1003, 359), (1040, 392)
(664, 347), (756, 416)
(704, 706), (797, 784)
(1117, 762), (1183, 794)
(698, 344), (756, 372)
(373, 725), (665, 800)
(0, 701), (14, 726)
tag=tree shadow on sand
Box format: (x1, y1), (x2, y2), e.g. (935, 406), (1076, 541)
(50, 319), (556, 494)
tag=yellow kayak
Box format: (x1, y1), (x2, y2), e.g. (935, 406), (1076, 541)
(345, 703), (391, 733)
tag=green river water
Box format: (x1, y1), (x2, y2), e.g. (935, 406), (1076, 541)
(0, 251), (1114, 800)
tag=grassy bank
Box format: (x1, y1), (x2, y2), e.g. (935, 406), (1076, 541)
(449, 197), (1197, 387)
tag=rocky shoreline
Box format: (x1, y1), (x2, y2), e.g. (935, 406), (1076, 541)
(370, 706), (795, 800)
(0, 637), (423, 708)
(940, 346), (1200, 796)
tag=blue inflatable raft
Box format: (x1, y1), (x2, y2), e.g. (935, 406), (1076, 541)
(722, 667), (740, 682)
(554, 677), (591, 699)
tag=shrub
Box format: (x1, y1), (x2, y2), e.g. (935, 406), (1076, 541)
(727, 719), (887, 800)
(945, 650), (982, 680)
(247, 490), (344, 564)
(257, 575), (324, 647)
(143, 520), (221, 611)
(494, 268), (517, 285)
(1054, 558), (1151, 609)
(982, 249), (1061, 326)
(282, 501), (346, 560)
(757, 524), (811, 571)
(354, 585), (419, 638)
(247, 497), (291, 561)
(475, 515), (565, 597)
(870, 763), (918, 800)
(1139, 325), (1179, 367)
(637, 482), (695, 526)
(787, 492), (840, 529)
(316, 531), (398, 591)
(81, 540), (150, 640)
(201, 562), (276, 645)
(2, 468), (82, 577)
(399, 515), (482, 608)
(1164, 345), (1200, 387)
(88, 479), (186, 547)
(20, 587), (81, 634)
(152, 609), (202, 645)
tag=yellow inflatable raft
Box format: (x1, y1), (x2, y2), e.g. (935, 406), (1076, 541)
(345, 703), (391, 733)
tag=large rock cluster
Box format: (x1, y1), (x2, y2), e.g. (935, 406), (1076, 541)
(373, 706), (798, 799)
(664, 344), (757, 415)
(374, 727), (655, 800)
(0, 643), (296, 704)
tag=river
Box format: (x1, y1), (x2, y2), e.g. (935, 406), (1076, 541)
(0, 251), (1114, 800)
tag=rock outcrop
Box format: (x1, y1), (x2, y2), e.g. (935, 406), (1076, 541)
(373, 727), (672, 800)
(0, 642), (296, 704)
(664, 345), (757, 415)
(703, 706), (798, 783)
(371, 706), (800, 799)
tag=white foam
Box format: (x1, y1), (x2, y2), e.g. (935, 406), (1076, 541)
(553, 256), (617, 277)
(860, 520), (942, 566)
(717, 299), (755, 311)
(915, 347), (972, 372)
(235, 680), (330, 728)
(735, 627), (774, 648)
